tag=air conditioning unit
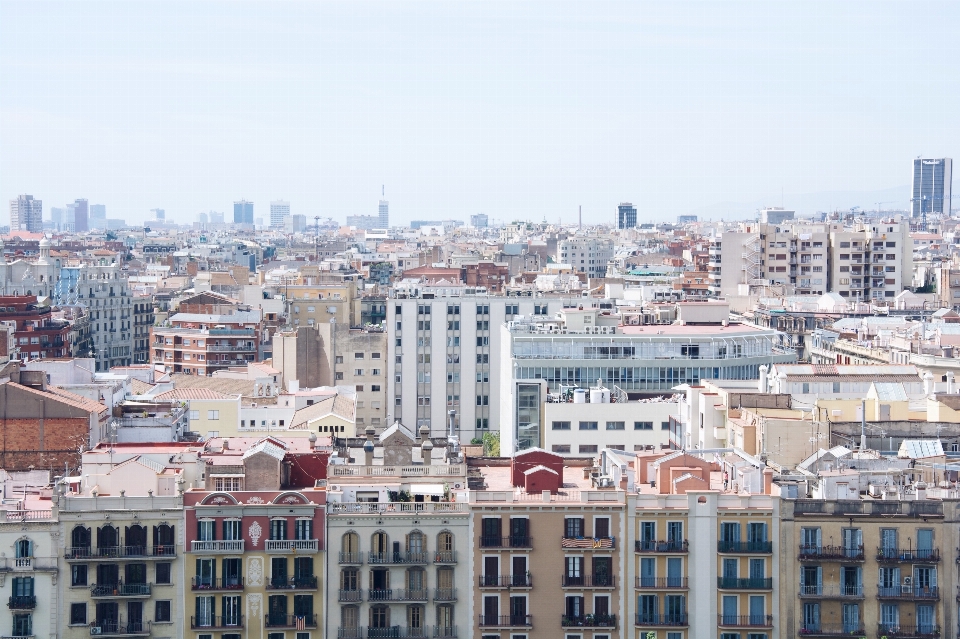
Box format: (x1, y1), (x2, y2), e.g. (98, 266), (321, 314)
(91, 628), (103, 635)
(903, 577), (913, 585)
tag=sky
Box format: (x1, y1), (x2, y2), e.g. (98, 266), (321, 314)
(1, 1), (959, 226)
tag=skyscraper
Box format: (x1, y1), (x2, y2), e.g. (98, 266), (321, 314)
(378, 199), (389, 228)
(90, 204), (106, 229)
(270, 200), (291, 229)
(912, 157), (953, 218)
(233, 200), (254, 225)
(150, 208), (165, 220)
(73, 198), (89, 232)
(9, 195), (43, 232)
(50, 207), (65, 230)
(617, 202), (637, 229)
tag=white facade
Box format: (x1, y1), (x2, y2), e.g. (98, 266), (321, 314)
(0, 513), (59, 639)
(556, 236), (613, 278)
(542, 399), (679, 456)
(269, 200), (291, 229)
(9, 195), (43, 233)
(0, 238), (60, 298)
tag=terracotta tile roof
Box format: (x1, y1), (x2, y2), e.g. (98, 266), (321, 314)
(130, 379), (156, 395)
(2, 381), (107, 415)
(154, 388), (237, 401)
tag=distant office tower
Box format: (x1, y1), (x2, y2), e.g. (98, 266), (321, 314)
(759, 207), (795, 224)
(50, 207), (65, 230)
(210, 211), (225, 224)
(270, 200), (291, 229)
(286, 214), (307, 233)
(379, 199), (389, 228)
(73, 199), (89, 232)
(617, 202), (637, 229)
(471, 213), (489, 228)
(10, 195), (43, 233)
(912, 158), (953, 218)
(677, 215), (698, 224)
(197, 212), (209, 224)
(150, 208), (165, 220)
(234, 200), (254, 225)
(90, 204), (106, 220)
(345, 215), (379, 231)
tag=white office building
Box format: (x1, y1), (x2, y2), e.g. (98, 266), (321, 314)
(270, 200), (291, 229)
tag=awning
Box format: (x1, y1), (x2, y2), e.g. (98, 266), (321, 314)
(409, 484), (445, 497)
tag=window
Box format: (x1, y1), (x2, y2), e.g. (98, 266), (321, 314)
(72, 564), (88, 586)
(371, 385), (381, 392)
(605, 421), (625, 430)
(12, 614), (31, 637)
(579, 421), (598, 430)
(190, 410), (200, 420)
(70, 602), (87, 625)
(552, 421), (571, 430)
(372, 352), (381, 359)
(356, 385), (364, 392)
(634, 421), (653, 430)
(354, 352), (365, 359)
(552, 445), (571, 453)
(355, 369), (364, 376)
(207, 410), (219, 420)
(155, 600), (171, 622)
(579, 445), (598, 454)
(156, 562), (171, 584)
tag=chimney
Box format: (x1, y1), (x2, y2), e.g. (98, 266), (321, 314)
(18, 370), (48, 392)
(364, 425), (376, 466)
(948, 371), (955, 394)
(421, 439), (433, 466)
(762, 468), (774, 495)
(758, 365), (768, 393)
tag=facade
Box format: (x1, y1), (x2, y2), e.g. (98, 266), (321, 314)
(0, 295), (71, 360)
(58, 493), (185, 639)
(379, 199), (389, 229)
(73, 198), (89, 232)
(151, 324), (260, 376)
(828, 220), (911, 302)
(471, 213), (489, 228)
(387, 293), (574, 440)
(270, 201), (291, 230)
(779, 495), (952, 639)
(0, 237), (60, 298)
(758, 208), (794, 224)
(317, 324), (389, 432)
(542, 397), (678, 456)
(235, 200), (255, 225)
(0, 509), (59, 639)
(618, 203), (637, 230)
(557, 237), (613, 278)
(9, 195), (42, 233)
(80, 260), (135, 371)
(912, 157), (953, 219)
(133, 295), (155, 364)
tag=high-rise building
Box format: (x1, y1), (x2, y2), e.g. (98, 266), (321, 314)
(197, 211), (208, 224)
(285, 213), (307, 233)
(73, 198), (89, 232)
(50, 207), (65, 230)
(912, 157), (953, 218)
(270, 200), (291, 229)
(759, 207), (795, 224)
(90, 203), (106, 220)
(233, 200), (254, 225)
(150, 208), (165, 220)
(209, 211), (225, 224)
(617, 202), (637, 229)
(470, 213), (489, 228)
(378, 199), (389, 228)
(556, 236), (614, 278)
(9, 194), (42, 233)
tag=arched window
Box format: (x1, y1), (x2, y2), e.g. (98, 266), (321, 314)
(371, 531), (389, 562)
(407, 530), (425, 562)
(153, 524), (176, 556)
(97, 525), (120, 553)
(70, 526), (91, 558)
(14, 539), (32, 559)
(126, 524), (147, 554)
(436, 604), (455, 635)
(436, 531), (454, 562)
(340, 531), (360, 564)
(406, 566), (425, 595)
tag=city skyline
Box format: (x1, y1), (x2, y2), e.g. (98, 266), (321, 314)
(2, 2), (959, 227)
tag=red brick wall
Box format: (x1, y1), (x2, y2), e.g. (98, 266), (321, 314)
(0, 416), (89, 471)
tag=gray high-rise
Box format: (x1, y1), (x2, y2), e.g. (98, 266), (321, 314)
(9, 194), (43, 232)
(378, 199), (389, 228)
(73, 199), (89, 232)
(912, 157), (953, 218)
(234, 200), (254, 225)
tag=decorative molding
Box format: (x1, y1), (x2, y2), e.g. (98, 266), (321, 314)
(247, 557), (264, 587)
(246, 496), (265, 504)
(247, 592), (262, 620)
(248, 521), (262, 547)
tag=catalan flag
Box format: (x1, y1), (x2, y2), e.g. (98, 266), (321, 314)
(296, 616), (306, 631)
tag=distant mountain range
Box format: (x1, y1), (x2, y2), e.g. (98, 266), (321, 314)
(683, 181), (959, 221)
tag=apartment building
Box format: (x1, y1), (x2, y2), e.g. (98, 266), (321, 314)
(317, 324), (389, 433)
(0, 507), (59, 639)
(0, 294), (71, 360)
(556, 236), (614, 279)
(325, 427), (470, 639)
(629, 450), (779, 639)
(470, 449), (625, 639)
(133, 295), (155, 364)
(779, 495), (953, 638)
(184, 437), (328, 639)
(828, 220), (911, 302)
(387, 290), (576, 440)
(79, 259), (136, 371)
(152, 314), (261, 376)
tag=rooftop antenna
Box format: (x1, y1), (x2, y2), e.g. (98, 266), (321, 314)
(579, 205), (582, 230)
(859, 399), (866, 453)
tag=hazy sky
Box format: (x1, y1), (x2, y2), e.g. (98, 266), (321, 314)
(2, 1), (959, 226)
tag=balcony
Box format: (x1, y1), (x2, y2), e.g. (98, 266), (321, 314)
(798, 545), (864, 561)
(7, 596), (36, 610)
(191, 577), (245, 591)
(339, 552), (364, 565)
(798, 585), (864, 599)
(561, 614), (617, 628)
(561, 537), (615, 550)
(91, 583), (151, 598)
(718, 615), (774, 628)
(265, 539), (319, 553)
(561, 575), (616, 588)
(717, 577), (773, 589)
(717, 541), (772, 553)
(367, 588), (429, 602)
(66, 545), (175, 561)
(635, 614), (688, 627)
(877, 624), (940, 639)
(877, 586), (940, 600)
(190, 540), (244, 553)
(368, 551), (428, 565)
(478, 615), (532, 628)
(89, 621), (151, 636)
(190, 616), (245, 630)
(267, 576), (319, 590)
(478, 575), (532, 588)
(479, 536), (533, 550)
(265, 614), (318, 629)
(635, 577), (688, 589)
(338, 628), (363, 638)
(434, 627), (458, 638)
(433, 588), (457, 601)
(433, 551), (457, 564)
(366, 627), (428, 638)
(876, 547), (940, 562)
(798, 623), (865, 636)
(635, 540), (688, 553)
(339, 589), (363, 602)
